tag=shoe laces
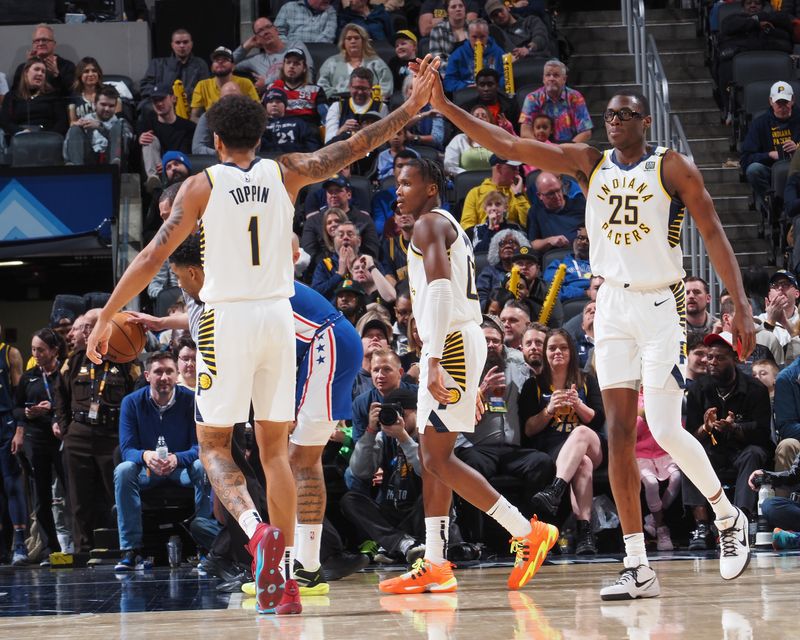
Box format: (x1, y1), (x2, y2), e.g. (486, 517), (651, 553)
(719, 522), (742, 558)
(404, 557), (429, 580)
(614, 566), (639, 585)
(510, 538), (530, 564)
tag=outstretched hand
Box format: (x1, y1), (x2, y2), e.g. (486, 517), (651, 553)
(407, 54), (441, 111)
(409, 56), (447, 112)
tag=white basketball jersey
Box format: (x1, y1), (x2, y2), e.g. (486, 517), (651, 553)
(199, 159), (295, 304)
(407, 208), (482, 343)
(585, 146), (686, 289)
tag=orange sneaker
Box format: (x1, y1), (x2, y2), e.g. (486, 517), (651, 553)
(378, 559), (457, 594)
(507, 516), (559, 590)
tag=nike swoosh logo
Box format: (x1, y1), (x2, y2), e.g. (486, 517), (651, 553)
(654, 299), (670, 307)
(634, 576), (656, 589)
(601, 166), (613, 170)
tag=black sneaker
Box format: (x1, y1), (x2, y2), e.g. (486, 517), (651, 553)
(575, 520), (597, 556)
(321, 551), (370, 582)
(294, 560), (330, 595)
(114, 549), (137, 572)
(688, 522), (711, 551)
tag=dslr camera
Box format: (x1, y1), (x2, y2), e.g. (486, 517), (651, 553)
(378, 402), (404, 427)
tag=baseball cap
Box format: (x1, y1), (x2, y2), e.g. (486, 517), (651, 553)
(511, 246), (540, 264)
(210, 46), (234, 61)
(335, 279), (366, 298)
(264, 88), (288, 105)
(150, 83), (172, 99)
(394, 29), (418, 44)
(770, 81), (794, 102)
(323, 174), (351, 190)
(383, 387), (417, 410)
(485, 0), (506, 16)
(481, 313), (504, 336)
(769, 269), (799, 289)
(161, 150), (192, 174)
(284, 47), (306, 60)
(489, 154), (523, 167)
(361, 317), (392, 340)
(703, 331), (735, 352)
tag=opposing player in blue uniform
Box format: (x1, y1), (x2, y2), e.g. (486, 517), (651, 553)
(129, 234), (362, 595)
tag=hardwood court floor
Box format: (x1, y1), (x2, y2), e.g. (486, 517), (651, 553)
(0, 551), (795, 639)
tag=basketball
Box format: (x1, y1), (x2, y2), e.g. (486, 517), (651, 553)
(106, 312), (146, 363)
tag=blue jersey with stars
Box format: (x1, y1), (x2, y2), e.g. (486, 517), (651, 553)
(292, 281), (343, 361)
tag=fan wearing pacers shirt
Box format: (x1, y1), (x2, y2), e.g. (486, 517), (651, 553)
(128, 234), (363, 597)
(430, 78), (757, 600)
(85, 55), (440, 615)
(378, 159), (558, 596)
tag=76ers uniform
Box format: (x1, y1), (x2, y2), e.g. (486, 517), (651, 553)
(586, 146), (688, 389)
(407, 208), (486, 433)
(292, 282), (362, 445)
(195, 158), (296, 425)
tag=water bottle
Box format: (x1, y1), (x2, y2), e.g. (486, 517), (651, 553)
(156, 436), (168, 461)
(167, 535), (182, 568)
(754, 476), (775, 547)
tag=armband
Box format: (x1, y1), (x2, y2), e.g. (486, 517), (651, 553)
(423, 279), (454, 359)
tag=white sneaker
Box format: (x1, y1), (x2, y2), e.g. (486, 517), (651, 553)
(600, 563), (660, 601)
(643, 514), (656, 538)
(656, 526), (674, 552)
(716, 508), (750, 580)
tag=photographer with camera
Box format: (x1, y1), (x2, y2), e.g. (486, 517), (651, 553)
(749, 460), (800, 547)
(340, 388), (426, 565)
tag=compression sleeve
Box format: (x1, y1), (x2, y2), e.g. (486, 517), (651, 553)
(424, 279), (453, 360)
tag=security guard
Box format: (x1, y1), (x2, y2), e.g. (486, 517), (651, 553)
(54, 319), (139, 551)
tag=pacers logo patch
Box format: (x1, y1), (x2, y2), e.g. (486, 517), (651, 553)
(447, 387), (462, 404)
(198, 373), (213, 391)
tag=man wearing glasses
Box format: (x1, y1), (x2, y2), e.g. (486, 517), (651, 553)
(140, 29), (209, 102)
(233, 17), (313, 93)
(431, 84), (756, 599)
(11, 25), (75, 96)
(757, 270), (800, 348)
(527, 171), (586, 253)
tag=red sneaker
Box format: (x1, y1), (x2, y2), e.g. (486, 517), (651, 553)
(245, 523), (285, 612)
(273, 579), (302, 615)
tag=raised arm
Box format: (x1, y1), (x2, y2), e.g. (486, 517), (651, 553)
(278, 55), (440, 200)
(666, 151), (755, 358)
(429, 74), (600, 191)
(86, 176), (205, 364)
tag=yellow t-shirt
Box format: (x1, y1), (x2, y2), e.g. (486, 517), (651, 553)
(191, 76), (259, 111)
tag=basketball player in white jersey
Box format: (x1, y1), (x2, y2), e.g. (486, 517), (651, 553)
(379, 159), (559, 596)
(86, 56), (440, 614)
(428, 84), (756, 600)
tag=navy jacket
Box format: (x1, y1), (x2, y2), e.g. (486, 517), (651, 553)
(740, 108), (800, 170)
(119, 385), (199, 468)
(443, 38), (507, 93)
(351, 382), (418, 444)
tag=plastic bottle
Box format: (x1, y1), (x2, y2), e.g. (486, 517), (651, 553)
(156, 436), (168, 461)
(755, 477), (775, 547)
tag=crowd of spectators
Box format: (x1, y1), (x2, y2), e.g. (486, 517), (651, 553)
(8, 1), (800, 581)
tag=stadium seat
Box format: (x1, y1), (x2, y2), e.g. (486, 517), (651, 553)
(372, 39), (396, 64)
(515, 83), (538, 110)
(186, 154), (216, 175)
(541, 247), (570, 268)
(305, 42), (340, 79)
(511, 58), (546, 93)
(413, 145), (441, 162)
(380, 175), (396, 191)
(154, 286), (183, 318)
(453, 87), (476, 109)
(50, 294), (86, 326)
(10, 131), (64, 167)
(561, 298), (588, 323)
(83, 291), (111, 310)
(453, 170), (490, 203)
(104, 74), (137, 100)
(761, 159), (791, 266)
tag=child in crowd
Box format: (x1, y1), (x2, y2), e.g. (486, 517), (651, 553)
(636, 387), (681, 551)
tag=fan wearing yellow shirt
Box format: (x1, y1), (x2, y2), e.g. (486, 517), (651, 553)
(190, 46), (259, 123)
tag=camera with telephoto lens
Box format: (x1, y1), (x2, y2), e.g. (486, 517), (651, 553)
(752, 473), (771, 489)
(378, 402), (404, 426)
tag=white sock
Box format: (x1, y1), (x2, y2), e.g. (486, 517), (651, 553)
(295, 523), (322, 572)
(282, 546), (295, 580)
(709, 490), (737, 522)
(487, 496), (531, 538)
(424, 516), (449, 564)
(238, 509), (262, 539)
(623, 532), (649, 568)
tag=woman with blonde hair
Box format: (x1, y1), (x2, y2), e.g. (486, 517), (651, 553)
(317, 23), (393, 97)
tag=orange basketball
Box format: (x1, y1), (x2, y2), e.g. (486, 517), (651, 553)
(106, 312), (146, 363)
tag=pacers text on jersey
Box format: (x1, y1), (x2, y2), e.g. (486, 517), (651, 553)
(594, 176), (654, 246)
(229, 185), (270, 206)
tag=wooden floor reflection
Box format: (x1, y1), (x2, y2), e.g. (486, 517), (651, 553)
(0, 551), (795, 639)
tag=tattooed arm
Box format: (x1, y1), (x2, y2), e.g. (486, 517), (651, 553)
(86, 175), (207, 364)
(429, 74), (601, 191)
(279, 54), (440, 200)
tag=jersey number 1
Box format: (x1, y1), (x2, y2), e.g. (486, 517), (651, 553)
(466, 254), (478, 301)
(248, 216), (260, 266)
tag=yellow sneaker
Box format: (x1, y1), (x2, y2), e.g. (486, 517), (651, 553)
(378, 559), (457, 594)
(507, 516), (559, 590)
(242, 581), (256, 596)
